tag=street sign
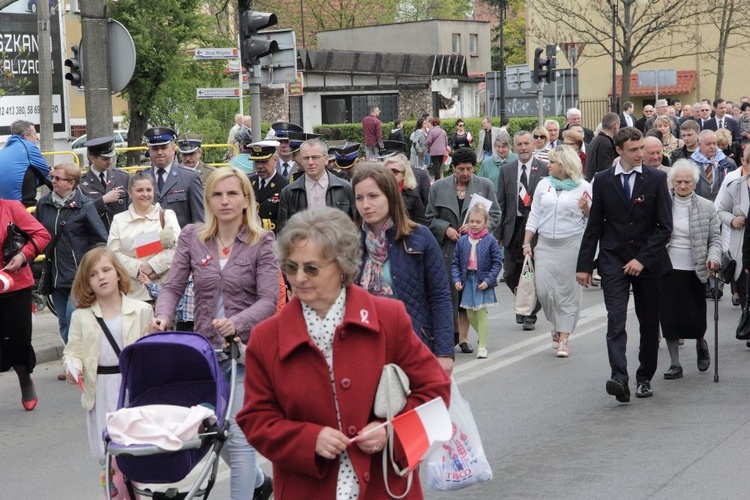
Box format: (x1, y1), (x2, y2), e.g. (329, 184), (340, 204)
(108, 20), (136, 94)
(256, 29), (298, 85)
(227, 59), (242, 73)
(196, 88), (241, 99)
(505, 64), (532, 91)
(195, 47), (240, 60)
(638, 69), (677, 88)
(560, 42), (586, 68)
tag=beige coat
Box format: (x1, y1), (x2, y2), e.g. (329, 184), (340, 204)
(108, 203), (181, 301)
(63, 295), (154, 411)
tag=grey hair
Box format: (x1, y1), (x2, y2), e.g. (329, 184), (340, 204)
(514, 130), (532, 142)
(544, 119), (559, 129)
(668, 159), (700, 184)
(300, 138), (328, 156)
(566, 108), (581, 118)
(655, 99), (668, 108)
(10, 120), (35, 137)
(275, 207), (361, 287)
(698, 129), (717, 143)
(494, 130), (512, 146)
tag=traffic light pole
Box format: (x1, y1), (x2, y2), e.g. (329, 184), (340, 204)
(249, 64), (262, 143)
(37, 0), (53, 160)
(80, 0), (114, 139)
(537, 82), (544, 126)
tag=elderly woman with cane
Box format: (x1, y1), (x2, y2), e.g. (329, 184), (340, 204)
(661, 160), (721, 379)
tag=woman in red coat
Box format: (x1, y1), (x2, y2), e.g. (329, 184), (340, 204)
(0, 199), (50, 410)
(237, 207), (450, 499)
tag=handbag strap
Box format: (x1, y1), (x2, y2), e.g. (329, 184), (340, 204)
(95, 315), (122, 357)
(382, 423), (414, 499)
(7, 222), (40, 256)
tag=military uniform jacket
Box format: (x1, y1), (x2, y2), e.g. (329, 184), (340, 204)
(190, 160), (216, 186)
(250, 171), (288, 233)
(79, 167), (130, 232)
(151, 165), (205, 228)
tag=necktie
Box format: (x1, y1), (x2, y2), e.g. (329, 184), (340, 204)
(706, 164), (714, 185)
(282, 163), (289, 177)
(719, 119), (724, 129)
(157, 169), (165, 192)
(622, 172), (632, 203)
(259, 179), (265, 191)
(518, 164), (529, 212)
(99, 172), (106, 187)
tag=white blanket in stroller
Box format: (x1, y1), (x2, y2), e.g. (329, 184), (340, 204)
(107, 405), (217, 451)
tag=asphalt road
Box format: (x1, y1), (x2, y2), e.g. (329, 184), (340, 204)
(4, 284), (750, 499)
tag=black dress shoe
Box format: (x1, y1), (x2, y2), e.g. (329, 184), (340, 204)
(459, 342), (473, 354)
(663, 366), (683, 379)
(515, 314), (524, 324)
(606, 379), (630, 403)
(522, 320), (536, 331)
(454, 332), (459, 346)
(697, 342), (711, 372)
(635, 381), (653, 398)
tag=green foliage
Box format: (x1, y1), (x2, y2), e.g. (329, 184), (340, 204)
(397, 0), (474, 22)
(483, 0), (527, 71)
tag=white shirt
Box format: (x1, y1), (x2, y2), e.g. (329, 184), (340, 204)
(525, 177), (592, 239)
(613, 164), (642, 194)
(305, 172), (329, 209)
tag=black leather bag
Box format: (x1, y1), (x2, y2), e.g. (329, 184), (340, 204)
(3, 222), (35, 264)
(36, 258), (53, 296)
(736, 307), (750, 340)
(720, 251), (736, 284)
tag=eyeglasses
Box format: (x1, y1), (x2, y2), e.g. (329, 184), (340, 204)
(390, 168), (404, 175)
(563, 142), (576, 146)
(301, 154), (325, 162)
(281, 260), (334, 277)
(533, 135), (547, 139)
(457, 124), (465, 127)
(50, 175), (72, 182)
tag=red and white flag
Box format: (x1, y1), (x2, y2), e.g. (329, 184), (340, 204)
(0, 270), (15, 293)
(390, 397), (452, 472)
(518, 182), (531, 207)
(134, 230), (163, 259)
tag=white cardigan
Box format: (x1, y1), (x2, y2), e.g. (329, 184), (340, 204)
(526, 177), (592, 239)
(108, 203), (181, 301)
(63, 295), (154, 411)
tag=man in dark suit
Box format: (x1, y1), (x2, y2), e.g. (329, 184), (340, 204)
(145, 127), (205, 228)
(709, 98), (740, 144)
(634, 105), (654, 134)
(79, 136), (129, 232)
(697, 102), (714, 130)
(497, 130), (549, 330)
(562, 108), (594, 144)
(271, 121), (304, 179)
(247, 140), (289, 233)
(177, 133), (215, 186)
(576, 127), (672, 403)
(619, 101), (635, 129)
(585, 112), (619, 181)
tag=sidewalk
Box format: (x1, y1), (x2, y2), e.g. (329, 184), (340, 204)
(32, 309), (65, 365)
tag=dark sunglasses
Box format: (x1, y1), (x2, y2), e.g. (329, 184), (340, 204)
(281, 260), (333, 277)
(390, 168), (404, 175)
(533, 135), (547, 139)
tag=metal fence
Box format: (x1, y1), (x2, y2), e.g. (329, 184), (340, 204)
(579, 98), (610, 130)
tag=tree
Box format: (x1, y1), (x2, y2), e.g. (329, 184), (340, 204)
(397, 0), (473, 22)
(703, 0), (750, 99)
(480, 0), (526, 71)
(109, 0), (214, 163)
(527, 0), (714, 104)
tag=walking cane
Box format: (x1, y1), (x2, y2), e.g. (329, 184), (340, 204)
(714, 277), (719, 383)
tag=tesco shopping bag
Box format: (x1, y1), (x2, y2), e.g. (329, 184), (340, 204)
(426, 378), (493, 490)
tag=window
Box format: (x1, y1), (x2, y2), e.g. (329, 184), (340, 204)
(469, 34), (478, 56)
(452, 34), (461, 54)
(321, 94), (399, 124)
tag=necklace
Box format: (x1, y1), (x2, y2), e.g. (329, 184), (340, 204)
(216, 235), (234, 255)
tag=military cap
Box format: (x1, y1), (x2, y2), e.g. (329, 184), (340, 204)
(378, 140), (408, 159)
(84, 136), (116, 157)
(329, 142), (361, 169)
(247, 140), (281, 161)
(177, 133), (203, 154)
(271, 121), (304, 140)
(287, 131), (322, 153)
(144, 126), (177, 146)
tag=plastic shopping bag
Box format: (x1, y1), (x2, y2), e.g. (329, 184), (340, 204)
(426, 378), (493, 490)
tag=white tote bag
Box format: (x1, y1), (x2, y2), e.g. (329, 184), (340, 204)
(514, 255), (536, 316)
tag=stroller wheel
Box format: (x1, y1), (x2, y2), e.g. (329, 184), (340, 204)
(31, 292), (46, 313)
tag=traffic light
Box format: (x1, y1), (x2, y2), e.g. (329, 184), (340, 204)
(64, 43), (83, 88)
(545, 44), (558, 84)
(532, 47), (548, 85)
(240, 11), (279, 68)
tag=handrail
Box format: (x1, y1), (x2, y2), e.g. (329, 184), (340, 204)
(42, 151), (80, 167)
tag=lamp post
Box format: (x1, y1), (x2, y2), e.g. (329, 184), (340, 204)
(498, 0), (508, 120)
(611, 0), (618, 113)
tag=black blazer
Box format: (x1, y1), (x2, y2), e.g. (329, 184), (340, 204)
(577, 165), (672, 277)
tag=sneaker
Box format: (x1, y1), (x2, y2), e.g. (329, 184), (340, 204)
(551, 331), (560, 349)
(477, 347), (488, 359)
(556, 339), (569, 358)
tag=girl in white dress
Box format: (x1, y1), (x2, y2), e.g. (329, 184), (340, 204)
(64, 247), (153, 497)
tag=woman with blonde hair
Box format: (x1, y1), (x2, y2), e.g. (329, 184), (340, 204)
(523, 146), (592, 358)
(532, 126), (550, 162)
(382, 154), (426, 224)
(152, 166), (278, 499)
(655, 115), (683, 155)
(562, 128), (586, 171)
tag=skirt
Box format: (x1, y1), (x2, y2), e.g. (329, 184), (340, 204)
(0, 287), (35, 373)
(86, 373), (122, 457)
(460, 271), (497, 310)
(660, 269), (706, 340)
(534, 235), (582, 333)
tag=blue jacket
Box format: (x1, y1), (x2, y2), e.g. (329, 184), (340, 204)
(35, 189), (108, 289)
(0, 135), (50, 205)
(357, 224), (454, 358)
(451, 234), (503, 287)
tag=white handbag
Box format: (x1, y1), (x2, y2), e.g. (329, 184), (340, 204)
(514, 255), (537, 316)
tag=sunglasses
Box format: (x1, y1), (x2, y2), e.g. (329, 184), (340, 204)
(281, 260), (333, 277)
(457, 124), (465, 127)
(533, 135), (547, 139)
(390, 168), (404, 175)
(50, 175), (72, 182)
